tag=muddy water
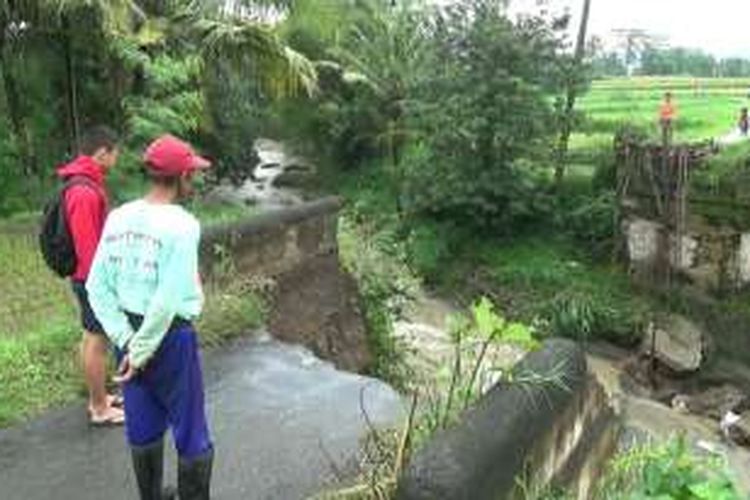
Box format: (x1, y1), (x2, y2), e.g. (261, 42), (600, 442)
(587, 345), (750, 497)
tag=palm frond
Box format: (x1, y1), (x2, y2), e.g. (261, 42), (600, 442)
(194, 16), (317, 98)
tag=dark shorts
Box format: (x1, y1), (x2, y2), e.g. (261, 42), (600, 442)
(71, 280), (105, 334)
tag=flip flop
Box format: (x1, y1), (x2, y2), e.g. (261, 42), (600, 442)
(89, 406), (125, 427)
(87, 394), (124, 416)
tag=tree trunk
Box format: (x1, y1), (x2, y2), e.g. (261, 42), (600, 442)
(554, 0), (592, 191)
(0, 40), (36, 176)
(62, 15), (81, 154)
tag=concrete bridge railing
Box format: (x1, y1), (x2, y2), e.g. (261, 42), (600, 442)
(396, 339), (618, 500)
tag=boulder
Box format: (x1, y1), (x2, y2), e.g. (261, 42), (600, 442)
(272, 169), (316, 189)
(672, 385), (749, 420)
(642, 314), (705, 373)
(723, 411), (750, 447)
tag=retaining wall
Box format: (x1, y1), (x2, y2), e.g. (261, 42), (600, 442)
(624, 216), (748, 292)
(200, 197), (371, 372)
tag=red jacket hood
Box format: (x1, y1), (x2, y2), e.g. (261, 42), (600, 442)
(57, 155), (106, 186)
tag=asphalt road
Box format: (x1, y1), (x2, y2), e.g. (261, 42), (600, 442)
(0, 335), (404, 500)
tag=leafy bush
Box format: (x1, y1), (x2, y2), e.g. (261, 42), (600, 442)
(0, 135), (25, 216)
(124, 55), (205, 148)
(417, 297), (539, 439)
(403, 0), (566, 233)
(543, 293), (641, 346)
(597, 437), (739, 500)
(466, 238), (648, 347)
(559, 192), (618, 257)
(691, 143), (750, 229)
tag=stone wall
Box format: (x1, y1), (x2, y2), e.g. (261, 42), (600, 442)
(624, 216), (749, 292)
(396, 339), (618, 500)
(200, 197), (371, 373)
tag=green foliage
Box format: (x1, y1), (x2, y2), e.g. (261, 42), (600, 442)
(202, 57), (267, 185)
(691, 143), (750, 227)
(447, 237), (650, 347)
(543, 292), (640, 346)
(558, 191), (617, 256)
(402, 0), (566, 232)
(0, 134), (24, 216)
(197, 280), (266, 348)
(124, 54), (205, 148)
(597, 437), (740, 499)
(471, 297), (538, 351)
(274, 0), (429, 171)
(417, 297), (538, 442)
(338, 214), (420, 386)
(403, 220), (454, 278)
(0, 0), (318, 215)
(639, 47), (718, 78)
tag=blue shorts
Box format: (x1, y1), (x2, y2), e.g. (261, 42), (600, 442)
(71, 280), (105, 334)
(116, 318), (212, 459)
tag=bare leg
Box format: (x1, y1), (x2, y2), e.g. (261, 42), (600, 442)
(81, 331), (123, 422)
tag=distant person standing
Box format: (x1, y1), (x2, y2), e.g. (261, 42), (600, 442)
(659, 91), (677, 145)
(87, 135), (214, 499)
(739, 107), (749, 136)
(56, 126), (125, 426)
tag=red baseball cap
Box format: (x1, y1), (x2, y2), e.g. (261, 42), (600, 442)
(143, 135), (211, 176)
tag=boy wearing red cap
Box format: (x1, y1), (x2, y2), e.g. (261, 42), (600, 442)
(87, 135), (214, 500)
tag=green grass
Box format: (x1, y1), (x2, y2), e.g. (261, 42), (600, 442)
(570, 76), (750, 175)
(578, 76), (750, 142)
(441, 236), (653, 346)
(0, 201), (263, 427)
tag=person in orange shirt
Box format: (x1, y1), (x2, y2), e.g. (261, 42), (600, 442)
(659, 91), (677, 145)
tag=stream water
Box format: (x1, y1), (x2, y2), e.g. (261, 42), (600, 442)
(208, 139), (306, 210)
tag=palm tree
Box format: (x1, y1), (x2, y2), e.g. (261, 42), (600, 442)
(179, 0), (317, 98)
(1, 0), (316, 172)
(331, 0), (430, 168)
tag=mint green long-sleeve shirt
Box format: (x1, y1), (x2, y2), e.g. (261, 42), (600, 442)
(86, 199), (204, 368)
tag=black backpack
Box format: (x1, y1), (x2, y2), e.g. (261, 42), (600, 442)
(39, 176), (98, 278)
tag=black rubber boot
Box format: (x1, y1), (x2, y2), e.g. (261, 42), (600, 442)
(131, 439), (176, 500)
(178, 448), (214, 500)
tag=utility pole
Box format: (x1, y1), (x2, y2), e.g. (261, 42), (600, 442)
(554, 0), (592, 191)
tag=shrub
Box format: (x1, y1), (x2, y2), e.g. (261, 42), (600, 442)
(597, 437), (739, 500)
(338, 215), (420, 386)
(559, 192), (618, 258)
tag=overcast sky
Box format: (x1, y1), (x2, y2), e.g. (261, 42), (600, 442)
(506, 0), (750, 58)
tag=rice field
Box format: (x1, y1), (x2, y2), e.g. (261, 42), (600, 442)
(572, 77), (750, 154)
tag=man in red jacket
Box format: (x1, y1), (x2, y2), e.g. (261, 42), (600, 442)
(58, 126), (124, 425)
